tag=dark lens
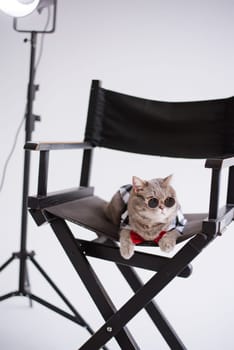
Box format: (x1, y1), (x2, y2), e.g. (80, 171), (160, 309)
(148, 198), (159, 208)
(164, 197), (175, 208)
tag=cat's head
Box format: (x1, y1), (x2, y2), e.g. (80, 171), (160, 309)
(128, 175), (179, 222)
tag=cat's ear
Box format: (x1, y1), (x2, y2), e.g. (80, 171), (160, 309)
(163, 174), (173, 187)
(132, 176), (147, 193)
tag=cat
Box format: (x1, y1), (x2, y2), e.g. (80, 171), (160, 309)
(104, 175), (186, 259)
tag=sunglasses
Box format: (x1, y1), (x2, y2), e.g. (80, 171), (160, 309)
(147, 196), (176, 209)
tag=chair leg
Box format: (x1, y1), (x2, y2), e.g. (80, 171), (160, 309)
(116, 263), (186, 349)
(78, 234), (209, 350)
(50, 217), (140, 350)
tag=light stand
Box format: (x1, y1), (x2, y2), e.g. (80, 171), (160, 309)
(0, 1), (94, 337)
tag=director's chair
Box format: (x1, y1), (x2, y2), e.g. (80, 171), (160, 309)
(25, 80), (234, 349)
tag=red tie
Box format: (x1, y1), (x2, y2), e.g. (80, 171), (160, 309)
(130, 230), (167, 245)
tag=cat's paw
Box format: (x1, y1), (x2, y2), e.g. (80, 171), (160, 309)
(158, 234), (176, 253)
(120, 242), (134, 259)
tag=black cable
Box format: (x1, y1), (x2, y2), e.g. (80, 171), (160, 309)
(0, 7), (51, 193)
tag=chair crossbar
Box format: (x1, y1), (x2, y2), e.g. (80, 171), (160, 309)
(77, 239), (192, 278)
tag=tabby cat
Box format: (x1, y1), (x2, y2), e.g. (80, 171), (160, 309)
(105, 175), (186, 259)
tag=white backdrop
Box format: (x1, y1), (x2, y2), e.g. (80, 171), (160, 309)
(0, 1), (234, 349)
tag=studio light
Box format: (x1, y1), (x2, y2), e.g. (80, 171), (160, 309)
(0, 0), (53, 18)
(0, 0), (40, 17)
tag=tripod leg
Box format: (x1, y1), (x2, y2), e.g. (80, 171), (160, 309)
(0, 291), (20, 302)
(29, 254), (93, 333)
(0, 254), (16, 272)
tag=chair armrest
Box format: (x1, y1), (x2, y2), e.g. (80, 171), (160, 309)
(25, 141), (94, 197)
(205, 156), (234, 169)
(24, 141), (93, 151)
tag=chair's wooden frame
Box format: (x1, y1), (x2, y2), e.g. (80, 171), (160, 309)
(25, 136), (234, 349)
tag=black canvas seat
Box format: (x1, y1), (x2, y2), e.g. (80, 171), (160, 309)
(25, 80), (234, 350)
(44, 195), (207, 244)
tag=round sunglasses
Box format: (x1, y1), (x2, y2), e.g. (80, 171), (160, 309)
(147, 196), (175, 209)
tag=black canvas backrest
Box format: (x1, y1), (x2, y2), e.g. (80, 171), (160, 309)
(84, 80), (234, 158)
